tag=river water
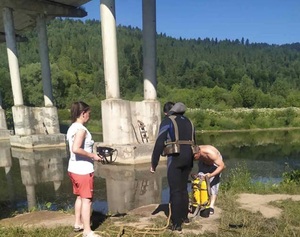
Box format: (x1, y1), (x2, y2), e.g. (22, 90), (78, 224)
(1, 129), (300, 219)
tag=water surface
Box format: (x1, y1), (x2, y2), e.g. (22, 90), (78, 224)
(1, 129), (300, 219)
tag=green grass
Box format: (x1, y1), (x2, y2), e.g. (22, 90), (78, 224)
(0, 226), (72, 237)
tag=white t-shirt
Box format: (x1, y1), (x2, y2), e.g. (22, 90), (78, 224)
(67, 122), (94, 175)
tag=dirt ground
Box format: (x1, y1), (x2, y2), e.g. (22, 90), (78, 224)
(1, 193), (300, 236)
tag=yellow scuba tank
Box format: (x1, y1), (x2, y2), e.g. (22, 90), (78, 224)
(191, 177), (201, 208)
(200, 177), (209, 206)
(191, 175), (210, 208)
(190, 174), (211, 216)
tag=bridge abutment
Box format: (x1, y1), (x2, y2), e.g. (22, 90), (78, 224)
(98, 99), (161, 164)
(10, 106), (65, 148)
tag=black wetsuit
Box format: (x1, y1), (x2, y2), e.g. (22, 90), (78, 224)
(151, 113), (194, 227)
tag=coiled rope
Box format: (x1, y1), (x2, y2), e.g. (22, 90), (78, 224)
(74, 204), (171, 237)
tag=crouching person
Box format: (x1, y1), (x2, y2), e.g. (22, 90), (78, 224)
(194, 145), (225, 215)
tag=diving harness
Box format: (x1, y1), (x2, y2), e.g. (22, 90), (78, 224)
(162, 115), (199, 156)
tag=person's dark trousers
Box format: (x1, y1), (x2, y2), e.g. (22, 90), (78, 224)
(167, 160), (191, 226)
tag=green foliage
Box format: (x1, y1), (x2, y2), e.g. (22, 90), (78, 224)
(282, 170), (300, 185)
(45, 202), (52, 209)
(273, 200), (300, 232)
(221, 163), (252, 193)
(0, 226), (71, 237)
(186, 107), (300, 131)
(20, 63), (44, 106)
(57, 109), (69, 121)
(1, 19), (300, 111)
(221, 162), (300, 196)
(4, 108), (14, 130)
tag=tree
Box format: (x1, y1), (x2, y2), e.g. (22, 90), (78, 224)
(238, 75), (257, 108)
(20, 63), (43, 106)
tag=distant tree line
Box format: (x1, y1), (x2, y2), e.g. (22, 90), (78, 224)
(0, 18), (300, 113)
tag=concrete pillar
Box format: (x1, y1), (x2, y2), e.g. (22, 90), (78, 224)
(53, 180), (62, 192)
(18, 156), (37, 210)
(0, 141), (14, 201)
(96, 163), (165, 214)
(0, 95), (7, 129)
(101, 99), (134, 144)
(36, 14), (54, 107)
(5, 166), (15, 203)
(3, 7), (23, 106)
(135, 100), (161, 141)
(12, 106), (32, 135)
(142, 0), (157, 100)
(42, 106), (60, 134)
(0, 91), (4, 128)
(100, 0), (120, 99)
(26, 185), (37, 210)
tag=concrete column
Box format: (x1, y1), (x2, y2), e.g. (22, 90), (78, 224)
(100, 0), (120, 99)
(1, 140), (13, 203)
(36, 14), (54, 107)
(26, 185), (37, 210)
(3, 7), (23, 106)
(18, 156), (37, 209)
(101, 99), (135, 144)
(53, 181), (62, 192)
(98, 164), (165, 213)
(142, 0), (157, 100)
(0, 92), (8, 130)
(5, 166), (15, 203)
(12, 106), (32, 135)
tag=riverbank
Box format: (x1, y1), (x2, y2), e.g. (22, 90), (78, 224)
(1, 193), (300, 236)
(198, 126), (300, 133)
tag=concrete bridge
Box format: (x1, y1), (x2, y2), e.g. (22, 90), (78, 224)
(0, 0), (161, 163)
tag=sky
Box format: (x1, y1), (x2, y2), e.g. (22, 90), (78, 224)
(80, 0), (300, 45)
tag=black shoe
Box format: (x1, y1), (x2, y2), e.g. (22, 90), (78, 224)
(168, 224), (182, 232)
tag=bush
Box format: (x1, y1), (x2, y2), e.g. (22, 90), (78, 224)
(221, 163), (252, 193)
(187, 107), (300, 131)
(282, 170), (300, 185)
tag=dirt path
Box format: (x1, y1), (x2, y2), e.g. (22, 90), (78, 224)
(237, 193), (300, 219)
(1, 193), (300, 235)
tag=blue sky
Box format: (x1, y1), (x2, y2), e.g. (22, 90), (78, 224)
(81, 0), (300, 45)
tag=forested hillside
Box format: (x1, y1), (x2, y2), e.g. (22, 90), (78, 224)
(0, 18), (300, 111)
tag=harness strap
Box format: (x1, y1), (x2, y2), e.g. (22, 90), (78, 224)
(169, 115), (179, 144)
(165, 141), (194, 145)
(164, 115), (195, 146)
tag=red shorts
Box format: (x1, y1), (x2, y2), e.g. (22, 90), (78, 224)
(68, 172), (94, 199)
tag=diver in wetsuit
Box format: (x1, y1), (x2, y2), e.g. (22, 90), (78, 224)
(150, 102), (195, 232)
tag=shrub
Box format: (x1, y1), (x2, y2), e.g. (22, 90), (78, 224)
(187, 107), (300, 131)
(282, 170), (300, 185)
(221, 163), (252, 193)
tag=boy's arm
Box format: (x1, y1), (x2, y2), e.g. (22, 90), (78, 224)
(208, 158), (225, 178)
(204, 149), (225, 178)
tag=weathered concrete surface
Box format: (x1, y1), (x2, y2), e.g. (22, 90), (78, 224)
(10, 133), (66, 148)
